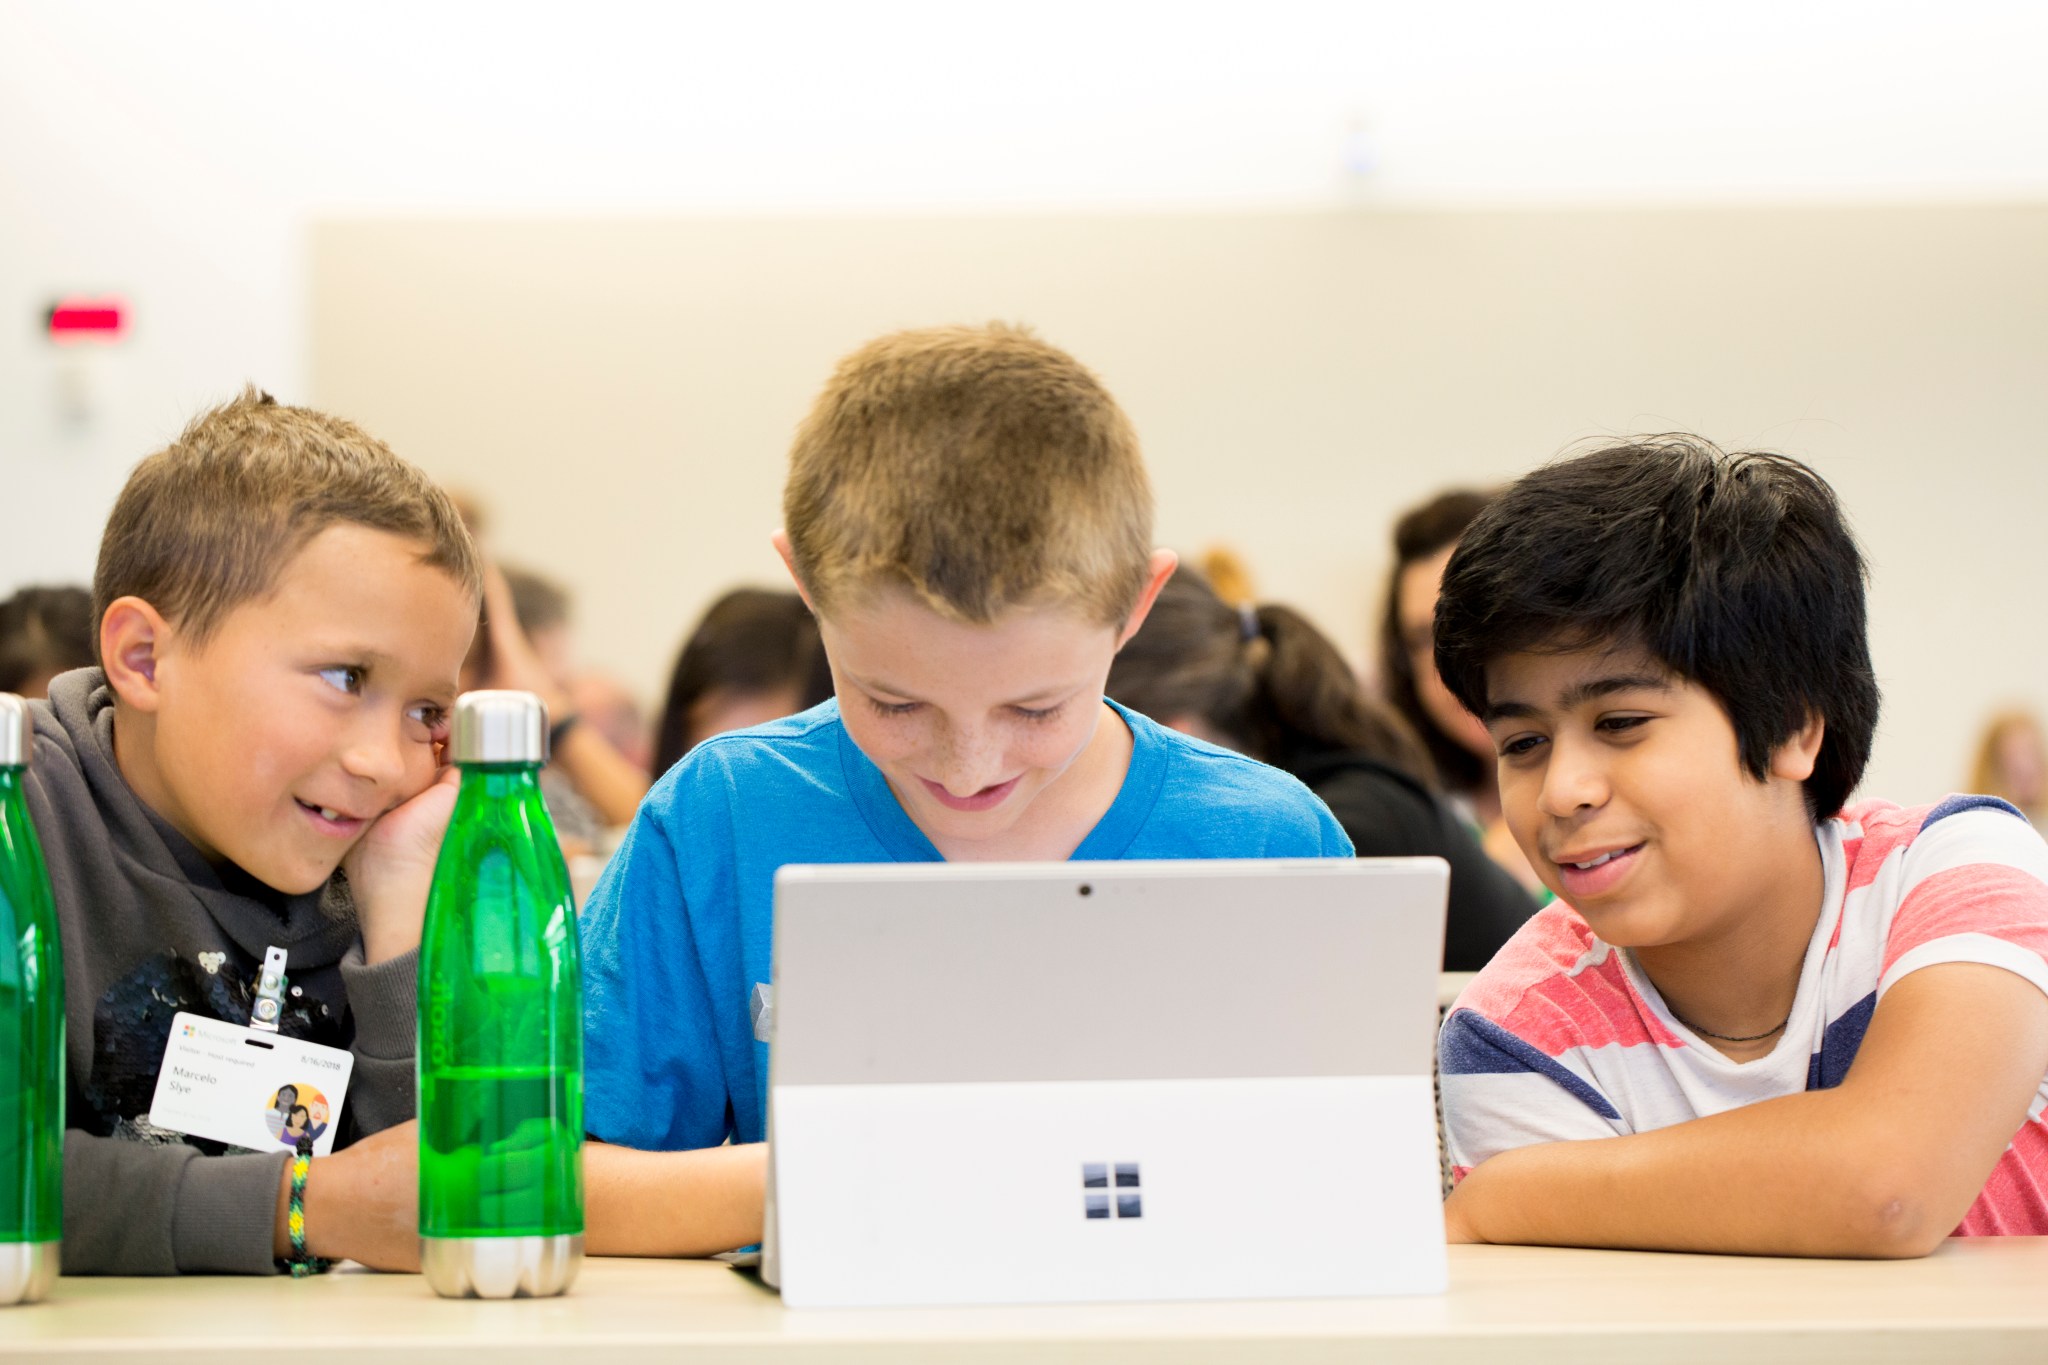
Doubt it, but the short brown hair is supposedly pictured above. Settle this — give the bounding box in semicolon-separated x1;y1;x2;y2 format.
783;324;1153;626
93;387;481;645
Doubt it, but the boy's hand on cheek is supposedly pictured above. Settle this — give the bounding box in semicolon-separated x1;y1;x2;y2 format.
282;1120;422;1271
346;766;461;965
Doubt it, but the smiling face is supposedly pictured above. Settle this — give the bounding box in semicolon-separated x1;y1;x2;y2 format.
817;585;1137;858
1482;643;1822;950
116;524;476;895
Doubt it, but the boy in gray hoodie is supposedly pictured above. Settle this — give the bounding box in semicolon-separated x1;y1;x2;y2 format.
25;387;480;1273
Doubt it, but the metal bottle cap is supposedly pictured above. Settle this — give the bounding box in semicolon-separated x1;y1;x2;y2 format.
0;694;30;769
450;690;548;766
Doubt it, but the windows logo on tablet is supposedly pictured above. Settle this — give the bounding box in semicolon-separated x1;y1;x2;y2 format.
1082;1162;1142;1220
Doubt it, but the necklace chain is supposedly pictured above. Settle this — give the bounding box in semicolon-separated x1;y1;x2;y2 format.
1668;1006;1789;1044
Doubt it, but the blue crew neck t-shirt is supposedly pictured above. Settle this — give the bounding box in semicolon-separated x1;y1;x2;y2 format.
580;697;1352;1149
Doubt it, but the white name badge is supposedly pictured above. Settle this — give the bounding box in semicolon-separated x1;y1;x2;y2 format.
149;1012;354;1157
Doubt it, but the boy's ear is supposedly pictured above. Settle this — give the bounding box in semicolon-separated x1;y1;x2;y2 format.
1769;710;1827;784
769;530;817;613
100;596;171;713
1114;549;1181;648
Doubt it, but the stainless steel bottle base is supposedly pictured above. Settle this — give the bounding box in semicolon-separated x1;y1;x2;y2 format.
422;1234;583;1299
0;1241;57;1306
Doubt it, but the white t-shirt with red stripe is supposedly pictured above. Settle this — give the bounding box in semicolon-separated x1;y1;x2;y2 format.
1439;796;2048;1235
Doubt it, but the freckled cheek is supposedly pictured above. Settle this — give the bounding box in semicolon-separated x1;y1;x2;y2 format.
1014;720;1094;775
840;714;925;768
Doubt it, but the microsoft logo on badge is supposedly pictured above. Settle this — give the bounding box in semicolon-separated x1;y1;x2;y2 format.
1081;1162;1142;1220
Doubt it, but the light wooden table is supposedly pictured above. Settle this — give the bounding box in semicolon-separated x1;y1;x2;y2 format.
3;1240;2046;1363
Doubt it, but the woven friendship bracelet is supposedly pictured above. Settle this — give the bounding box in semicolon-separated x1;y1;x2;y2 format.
280;1148;334;1278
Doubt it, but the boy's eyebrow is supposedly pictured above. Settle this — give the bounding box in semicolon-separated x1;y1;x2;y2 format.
315;644;400;668
1484;672;1673;722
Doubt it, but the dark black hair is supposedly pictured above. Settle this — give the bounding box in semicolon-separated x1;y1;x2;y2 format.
1110;570;1433;784
1377;489;1497;793
652;588;835;776
1433;436;1879;820
0;585;95;693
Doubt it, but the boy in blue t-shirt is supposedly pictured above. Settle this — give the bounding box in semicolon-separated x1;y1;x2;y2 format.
580;325;1350;1255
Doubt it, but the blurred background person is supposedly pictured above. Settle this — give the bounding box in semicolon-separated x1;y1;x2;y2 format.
505;564;577;695
653;587;834;778
446;491;655;772
0;584;95;698
1110;554;1538;970
443;494;655;863
1377;488;1541;893
1969;707;2048;826
497;564;605;856
505;565;652;763
572;672;654;774
501;559;656;788
464;559;653;831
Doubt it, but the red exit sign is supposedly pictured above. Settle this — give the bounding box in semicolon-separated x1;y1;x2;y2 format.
46;298;127;341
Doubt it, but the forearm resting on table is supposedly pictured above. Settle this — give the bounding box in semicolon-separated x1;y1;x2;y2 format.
1449;1092;1934;1258
584;1141;767;1257
1448;963;2048;1258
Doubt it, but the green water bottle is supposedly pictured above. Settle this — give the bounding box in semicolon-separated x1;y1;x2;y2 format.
418;691;583;1298
0;695;61;1305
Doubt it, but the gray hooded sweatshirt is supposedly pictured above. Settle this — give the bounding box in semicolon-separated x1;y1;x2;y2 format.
25;670;417;1274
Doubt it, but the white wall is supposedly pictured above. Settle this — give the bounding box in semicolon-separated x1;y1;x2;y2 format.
308;207;2048;809
5;0;2048;799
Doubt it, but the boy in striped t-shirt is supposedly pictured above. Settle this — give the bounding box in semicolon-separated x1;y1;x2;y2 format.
1432;437;2048;1256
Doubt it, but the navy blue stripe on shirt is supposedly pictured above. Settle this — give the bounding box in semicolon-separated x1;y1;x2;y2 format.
1440;1008;1622;1121
1805;991;1876;1091
1923;794;2025;830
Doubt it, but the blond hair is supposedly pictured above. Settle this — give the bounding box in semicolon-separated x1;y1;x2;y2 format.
783;324;1153;626
93;386;481;645
1198;545;1257;610
1969;708;2047;809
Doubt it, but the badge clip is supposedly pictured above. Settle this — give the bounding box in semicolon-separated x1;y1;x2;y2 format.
250;945;288;1033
